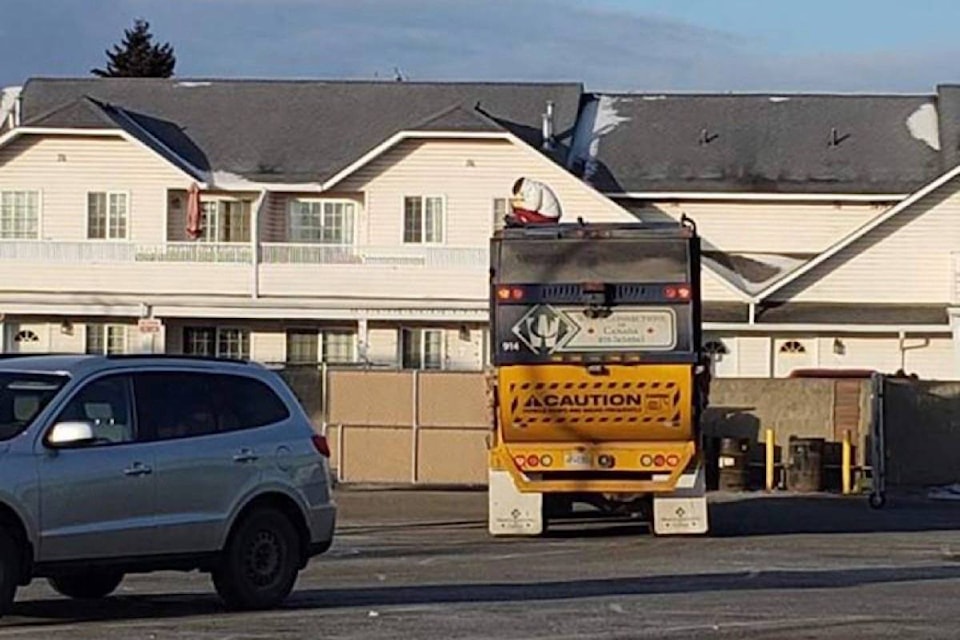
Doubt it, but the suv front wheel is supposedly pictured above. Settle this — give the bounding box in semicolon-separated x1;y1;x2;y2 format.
212;508;301;610
48;571;124;600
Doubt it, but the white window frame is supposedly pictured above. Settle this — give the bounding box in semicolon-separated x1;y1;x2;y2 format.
216;326;250;360
285;328;320;364
322;329;358;364
400;327;445;370
183;326;250;359
402;195;446;245
198;197;252;244
87;191;130;240
492;197;508;232
85;323;128;355
287;198;357;245
0;190;41;240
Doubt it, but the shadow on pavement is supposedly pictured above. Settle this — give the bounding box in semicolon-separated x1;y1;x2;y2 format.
7;563;960;628
709;495;960;537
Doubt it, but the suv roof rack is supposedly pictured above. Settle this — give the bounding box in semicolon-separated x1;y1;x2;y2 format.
0;353;94;359
104;354;253;365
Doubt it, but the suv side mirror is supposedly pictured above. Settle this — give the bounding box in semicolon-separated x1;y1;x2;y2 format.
47;421;96;448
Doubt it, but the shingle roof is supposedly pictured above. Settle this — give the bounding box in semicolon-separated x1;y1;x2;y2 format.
22;96;120;129
18;78;582;185
571;93;945;195
756;303;949;325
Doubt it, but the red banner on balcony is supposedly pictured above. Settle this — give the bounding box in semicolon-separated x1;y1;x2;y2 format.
186;182;202;239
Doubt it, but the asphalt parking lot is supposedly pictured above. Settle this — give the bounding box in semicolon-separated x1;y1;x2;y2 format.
4;489;960;639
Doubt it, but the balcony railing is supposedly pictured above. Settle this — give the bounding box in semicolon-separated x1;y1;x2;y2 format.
0;241;489;268
135;243;252;264
260;243;488;268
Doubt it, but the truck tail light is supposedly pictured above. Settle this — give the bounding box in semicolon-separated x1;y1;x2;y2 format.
496;286;524;301
665;285;691;300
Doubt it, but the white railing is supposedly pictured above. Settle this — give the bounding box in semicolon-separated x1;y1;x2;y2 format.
0;241;252;264
135;243;252;264
0;240;138;262
260;243;488;269
0;241;487;268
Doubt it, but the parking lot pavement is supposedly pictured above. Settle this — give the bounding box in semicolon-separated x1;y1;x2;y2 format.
5;489;960;639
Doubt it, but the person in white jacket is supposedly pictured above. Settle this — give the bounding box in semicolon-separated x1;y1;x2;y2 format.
506;177;562;226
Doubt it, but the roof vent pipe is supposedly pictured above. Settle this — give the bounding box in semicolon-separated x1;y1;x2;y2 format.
12;93;21;128
541;100;555;150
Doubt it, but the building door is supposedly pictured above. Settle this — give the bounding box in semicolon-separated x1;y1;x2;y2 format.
773;338;816;377
7;323;49;353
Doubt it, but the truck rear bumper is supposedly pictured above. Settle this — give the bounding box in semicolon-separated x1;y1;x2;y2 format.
490;440;699;494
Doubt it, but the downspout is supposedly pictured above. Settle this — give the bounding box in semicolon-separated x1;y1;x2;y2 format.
748;301;757;325
898;329;931;372
251;189;267;299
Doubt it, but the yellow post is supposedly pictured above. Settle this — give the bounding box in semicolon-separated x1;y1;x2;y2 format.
765;428;775;491
842;429;852;495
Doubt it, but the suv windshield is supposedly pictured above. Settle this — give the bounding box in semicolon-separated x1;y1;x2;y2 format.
0;372;68;441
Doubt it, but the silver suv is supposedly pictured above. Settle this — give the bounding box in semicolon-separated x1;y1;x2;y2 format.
0;354;336;615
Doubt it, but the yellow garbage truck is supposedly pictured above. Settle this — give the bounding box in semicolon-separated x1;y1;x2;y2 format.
486;218;711;536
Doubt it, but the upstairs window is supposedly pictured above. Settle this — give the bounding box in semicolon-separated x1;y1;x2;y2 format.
87;192;128;240
0;191;39;239
403;196;444;244
289;200;356;244
200;199;251;243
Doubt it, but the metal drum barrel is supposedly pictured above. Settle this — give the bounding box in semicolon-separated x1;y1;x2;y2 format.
717;437;750;491
787;437;825;492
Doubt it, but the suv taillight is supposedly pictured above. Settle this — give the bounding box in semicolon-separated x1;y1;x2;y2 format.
311;434;331;458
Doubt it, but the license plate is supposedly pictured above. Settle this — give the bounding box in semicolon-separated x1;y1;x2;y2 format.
564;452;591;468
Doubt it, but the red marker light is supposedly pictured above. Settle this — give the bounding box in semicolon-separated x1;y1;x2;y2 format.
511;287;524;300
514;455;527;468
526;454;540;467
666;454;680;467
677;286;691;300
664;286;677;299
654;454;666;467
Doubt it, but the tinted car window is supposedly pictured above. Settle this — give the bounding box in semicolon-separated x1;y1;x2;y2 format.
210;374;290;431
134;371;289;440
134;372;218;441
55;375;134;445
0;373;67;441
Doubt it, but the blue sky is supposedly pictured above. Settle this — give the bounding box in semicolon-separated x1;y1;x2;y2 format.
1;0;958;92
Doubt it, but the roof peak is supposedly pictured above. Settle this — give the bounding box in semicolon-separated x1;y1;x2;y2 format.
24;76;583;89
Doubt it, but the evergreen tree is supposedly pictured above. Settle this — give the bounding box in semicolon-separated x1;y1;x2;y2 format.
91;19;176;78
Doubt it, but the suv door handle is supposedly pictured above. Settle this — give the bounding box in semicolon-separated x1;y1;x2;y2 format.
123;462;152;477
233;448;259;463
